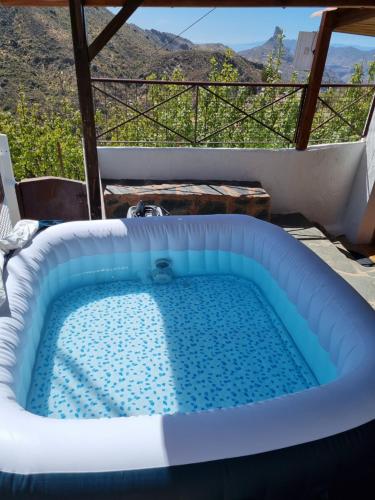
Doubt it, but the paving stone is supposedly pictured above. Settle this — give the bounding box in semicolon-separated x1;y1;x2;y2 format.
273;213;375;309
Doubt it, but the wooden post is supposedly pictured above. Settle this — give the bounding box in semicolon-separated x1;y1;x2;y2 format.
88;0;143;62
295;11;336;150
69;0;102;219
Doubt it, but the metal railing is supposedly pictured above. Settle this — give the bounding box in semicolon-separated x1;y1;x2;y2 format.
91;78;375;148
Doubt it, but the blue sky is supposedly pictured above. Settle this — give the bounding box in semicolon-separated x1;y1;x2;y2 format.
119;7;375;49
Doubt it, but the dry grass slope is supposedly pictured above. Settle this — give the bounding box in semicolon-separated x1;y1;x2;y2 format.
0;6;262;110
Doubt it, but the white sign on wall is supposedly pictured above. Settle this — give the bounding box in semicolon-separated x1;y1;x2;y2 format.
293;32;317;71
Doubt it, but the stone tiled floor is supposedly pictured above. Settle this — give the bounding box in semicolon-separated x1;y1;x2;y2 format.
273;213;375;309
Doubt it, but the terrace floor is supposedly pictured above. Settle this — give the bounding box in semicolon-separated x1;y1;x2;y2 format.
273;213;375;309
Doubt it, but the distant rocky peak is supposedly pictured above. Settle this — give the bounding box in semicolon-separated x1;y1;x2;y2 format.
273;26;284;38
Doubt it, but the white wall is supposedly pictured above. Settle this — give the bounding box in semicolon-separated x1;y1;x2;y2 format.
0;134;20;228
98;142;364;235
343;111;375;244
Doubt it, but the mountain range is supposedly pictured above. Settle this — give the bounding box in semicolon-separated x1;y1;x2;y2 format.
239;26;375;82
232;40;375;53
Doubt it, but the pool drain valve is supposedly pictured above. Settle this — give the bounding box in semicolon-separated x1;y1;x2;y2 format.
152;258;173;284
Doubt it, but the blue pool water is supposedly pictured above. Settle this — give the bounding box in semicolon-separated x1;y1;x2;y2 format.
27;274;318;419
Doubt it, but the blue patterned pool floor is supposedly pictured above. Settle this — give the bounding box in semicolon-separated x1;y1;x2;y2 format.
27;275;318;419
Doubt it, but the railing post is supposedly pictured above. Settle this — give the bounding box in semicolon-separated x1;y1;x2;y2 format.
294;86;307;145
69;0;102;220
295;11;336;150
194;85;199;146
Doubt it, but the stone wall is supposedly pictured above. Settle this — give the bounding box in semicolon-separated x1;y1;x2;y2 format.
103;181;270;220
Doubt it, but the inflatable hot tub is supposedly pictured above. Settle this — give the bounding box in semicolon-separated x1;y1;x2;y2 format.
1;215;375;499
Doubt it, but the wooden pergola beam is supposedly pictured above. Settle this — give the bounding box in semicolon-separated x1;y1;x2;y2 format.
69;0;102;219
295;10;337;150
142;1;374;5
1;0;375;6
333;7;375;29
88;0;143;62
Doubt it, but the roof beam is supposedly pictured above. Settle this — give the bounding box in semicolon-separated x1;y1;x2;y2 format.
1;0;375;7
295;10;337;150
333;7;375;30
139;0;375;5
88;0;143;62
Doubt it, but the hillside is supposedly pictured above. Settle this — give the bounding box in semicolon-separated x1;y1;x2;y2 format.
146;50;262;81
323;45;375;82
0;7;262;110
144;29;229;54
284;38;375;82
240;26;375;82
